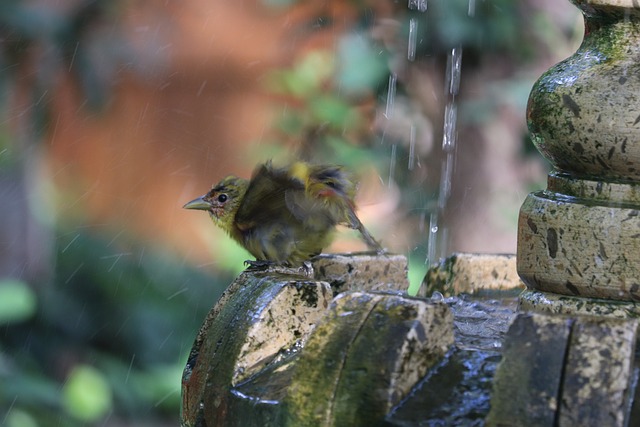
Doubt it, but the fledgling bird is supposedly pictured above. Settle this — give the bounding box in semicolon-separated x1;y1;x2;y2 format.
183;161;383;266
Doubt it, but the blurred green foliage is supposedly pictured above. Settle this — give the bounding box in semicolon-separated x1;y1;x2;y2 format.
0;1;228;424
62;365;113;422
261;48;388;172
0;280;37;323
407;0;523;55
1;229;228;425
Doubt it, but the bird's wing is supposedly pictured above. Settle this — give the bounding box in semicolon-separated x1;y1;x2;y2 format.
234;163;304;230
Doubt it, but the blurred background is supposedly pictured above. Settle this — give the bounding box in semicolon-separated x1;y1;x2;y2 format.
1;0;581;425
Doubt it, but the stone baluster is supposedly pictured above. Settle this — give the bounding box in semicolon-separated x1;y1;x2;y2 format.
518;0;640;315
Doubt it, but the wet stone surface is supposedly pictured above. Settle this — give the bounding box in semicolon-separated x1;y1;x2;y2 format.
182;254;524;427
445;294;519;353
387;294;518;426
223;292;520;427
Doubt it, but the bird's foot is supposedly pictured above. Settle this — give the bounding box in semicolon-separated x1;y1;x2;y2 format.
243;259;278;270
298;261;314;278
376;246;389;256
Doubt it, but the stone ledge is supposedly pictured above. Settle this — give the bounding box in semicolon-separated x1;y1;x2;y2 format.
423;252;524;297
312;252;409;295
519;288;640;318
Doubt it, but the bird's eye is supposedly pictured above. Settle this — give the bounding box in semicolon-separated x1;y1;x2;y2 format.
217;194;228;203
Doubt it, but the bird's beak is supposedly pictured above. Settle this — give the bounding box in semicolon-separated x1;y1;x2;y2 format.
183;196;211;211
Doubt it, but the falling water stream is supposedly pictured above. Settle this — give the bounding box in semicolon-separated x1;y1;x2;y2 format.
386;2;520;425
394;0;466;296
429;46;462;267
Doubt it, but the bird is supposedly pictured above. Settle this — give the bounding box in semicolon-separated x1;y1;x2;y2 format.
183;161;383;267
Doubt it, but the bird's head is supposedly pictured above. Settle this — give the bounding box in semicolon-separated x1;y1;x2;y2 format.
183;175;248;230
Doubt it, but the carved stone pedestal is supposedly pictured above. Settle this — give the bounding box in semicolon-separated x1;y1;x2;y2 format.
517;0;640;314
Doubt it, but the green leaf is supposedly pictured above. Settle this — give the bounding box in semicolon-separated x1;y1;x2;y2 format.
5;409;39;427
309;96;356;130
407;259;427;297
62;365;113;422
0;279;37;324
265;51;334;98
336;33;388;96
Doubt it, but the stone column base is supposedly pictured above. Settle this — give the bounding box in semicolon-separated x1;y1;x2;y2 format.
517;179;640;302
519;288;640;319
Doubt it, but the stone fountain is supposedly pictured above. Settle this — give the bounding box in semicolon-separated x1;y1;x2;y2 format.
180;1;640;425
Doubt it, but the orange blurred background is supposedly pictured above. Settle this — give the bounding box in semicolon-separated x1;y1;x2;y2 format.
9;0;581;273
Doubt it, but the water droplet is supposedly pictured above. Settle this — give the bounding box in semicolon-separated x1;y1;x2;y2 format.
442;103;458;150
445;47;463;96
439;226;449;260
438;152;455;210
426;211;439;265
408;0;428;12
385;73;397;119
389;143;397;187
407;18;418;61
468;0;476;17
408;124;416;170
197;80;208;97
431;291;444;302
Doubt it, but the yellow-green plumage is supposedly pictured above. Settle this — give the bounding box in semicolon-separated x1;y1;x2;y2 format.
184;161;382;266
